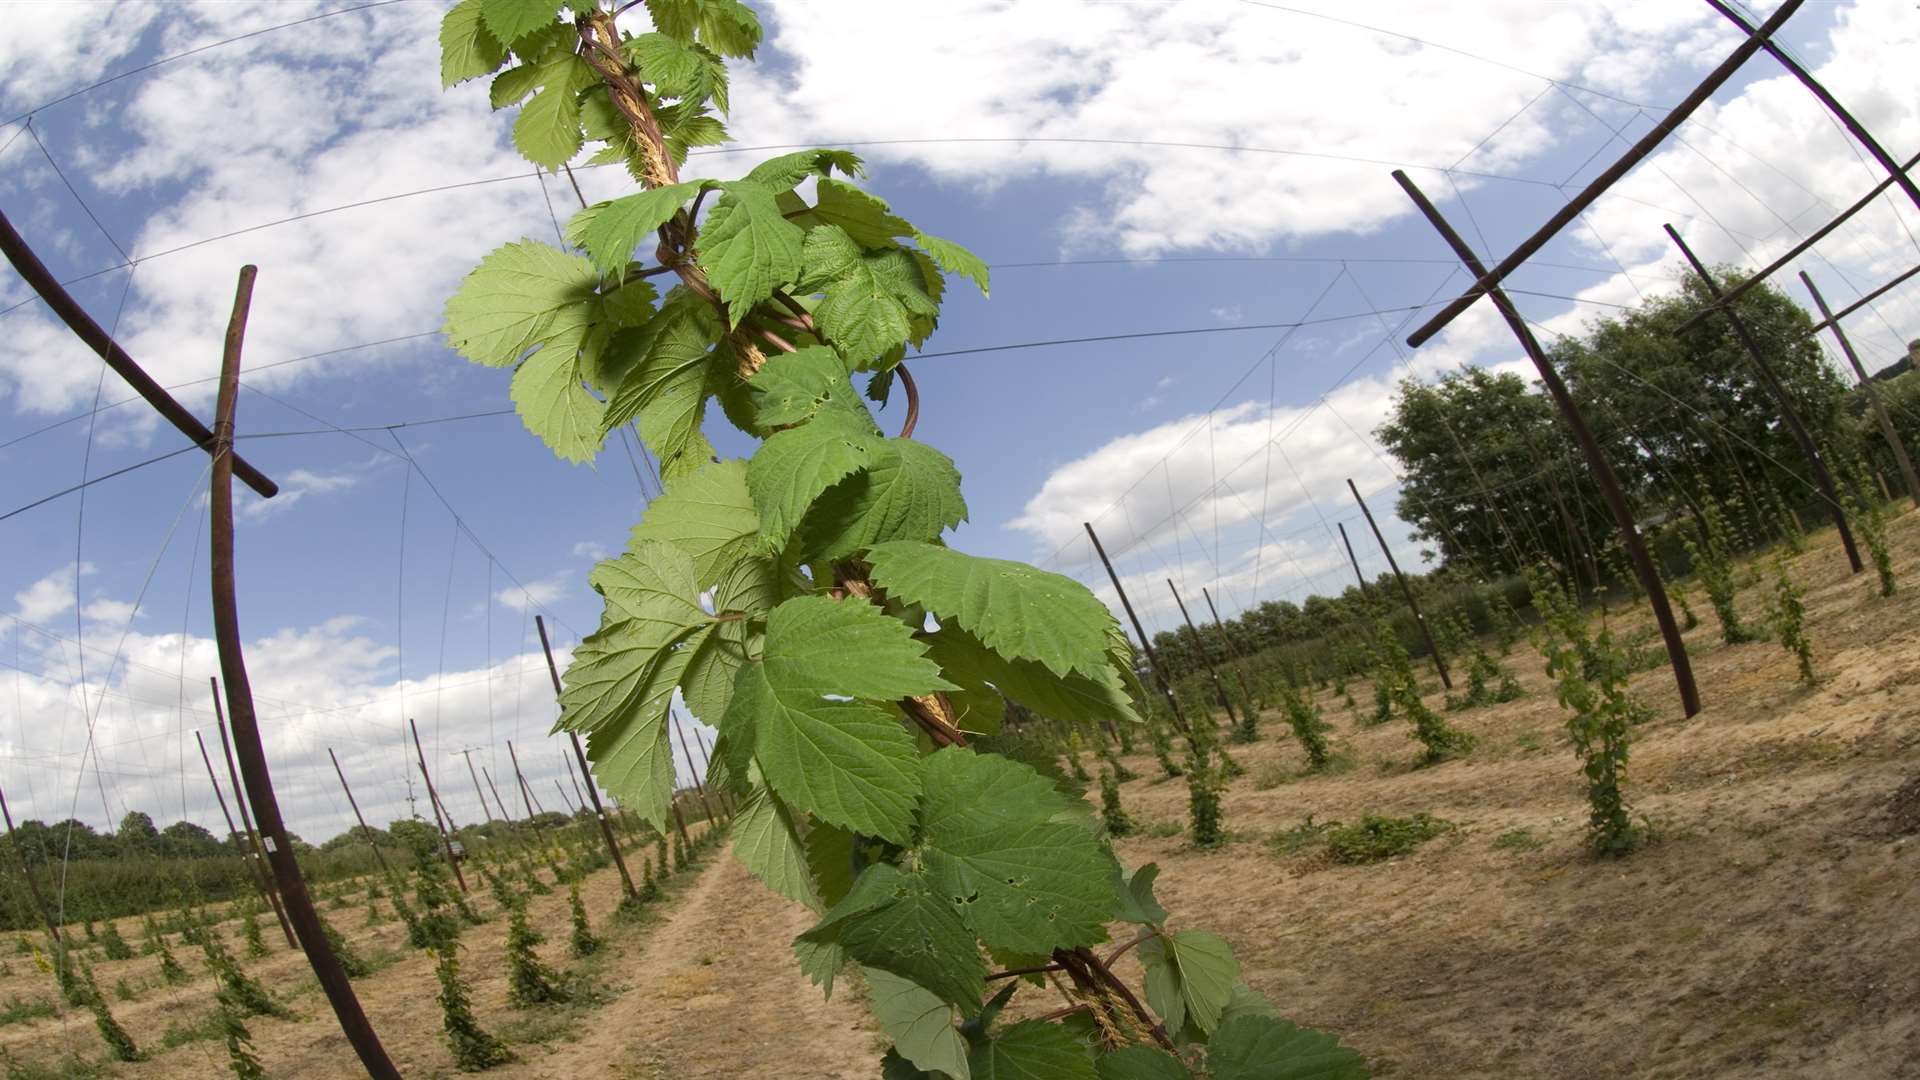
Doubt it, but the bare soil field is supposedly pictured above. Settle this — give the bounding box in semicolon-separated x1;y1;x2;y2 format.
1;512;1914;1078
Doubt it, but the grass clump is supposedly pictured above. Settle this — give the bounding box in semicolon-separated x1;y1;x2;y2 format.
1325;813;1452;864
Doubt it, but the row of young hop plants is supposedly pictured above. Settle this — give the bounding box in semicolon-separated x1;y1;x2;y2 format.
4;801;721;1077
1089;465;1901;861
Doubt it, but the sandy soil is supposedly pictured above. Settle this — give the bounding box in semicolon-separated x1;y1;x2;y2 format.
2;511;1917;1078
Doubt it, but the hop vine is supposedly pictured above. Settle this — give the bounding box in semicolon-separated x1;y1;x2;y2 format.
437;2;1368;1073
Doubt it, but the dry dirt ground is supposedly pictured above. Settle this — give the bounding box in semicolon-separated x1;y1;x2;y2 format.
2;512;1917;1078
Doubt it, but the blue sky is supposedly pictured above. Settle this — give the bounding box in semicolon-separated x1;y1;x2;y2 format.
1;0;1915;849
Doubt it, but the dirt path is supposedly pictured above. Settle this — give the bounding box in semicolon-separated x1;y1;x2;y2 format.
523;844;879;1080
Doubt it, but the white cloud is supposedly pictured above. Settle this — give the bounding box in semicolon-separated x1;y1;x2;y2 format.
240;467;360;520
496;574;566;613
570;540;611;562
725;0;1725;254
12;561;92;624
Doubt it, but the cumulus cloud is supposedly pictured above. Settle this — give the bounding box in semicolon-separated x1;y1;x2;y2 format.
496;574;567;614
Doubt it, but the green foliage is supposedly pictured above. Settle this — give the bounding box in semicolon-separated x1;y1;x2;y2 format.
219;1001;266;1080
1845;463;1897;597
96;922;130;962
504;903;569;1007
567;883;599;958
436;946;511;1071
1186;742;1225;849
199;925;287;1020
1372;621;1472;762
239;903;266;958
1098;770;1135;839
1531;570;1643;856
1324;814;1452;865
1768;556;1817;687
1277;680;1330;772
155;935;189;986
0;995;54;1026
74;961;136;1062
439;5;1363;1073
1683;497;1753;644
319;910;369;979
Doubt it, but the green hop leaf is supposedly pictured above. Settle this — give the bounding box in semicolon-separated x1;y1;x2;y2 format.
800;864;984;1010
747;409;885;551
571;621;702;831
1205;1014;1370;1080
812;178;913;247
443;240;599;369
917;747;1117;955
864;967;971;1080
1139;931;1239;1036
866;542;1115;680
627;458;760;587
478;0;563;46
730;595;953;842
968;1021;1097;1080
915;231;990;297
567;181;706;278
696;180;804;325
731;786;819;910
746;345;861;429
798;439;968;563
440;0;508;88
744;149;867;191
508;339;604;463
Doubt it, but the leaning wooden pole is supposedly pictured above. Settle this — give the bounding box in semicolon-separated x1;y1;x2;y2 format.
534;615;637;899
1801;271;1920;508
0;783;64;948
1704;0;1920;216
502;742;558;859
668;713;719;826
1200;585;1261;702
1084;522;1191;733
204;265;401;1080
195;723;295;949
1395;170;1700;716
1336;522;1376;602
408;718;469;894
0;211;278;498
210;686;296;949
1807;263;1920;334
554;779;578;816
1165;579;1239;729
457;749;495;823
692;728;734;815
1406;0;1803;346
1347;479;1452;689
1665;224;1863;573
326;748;392;876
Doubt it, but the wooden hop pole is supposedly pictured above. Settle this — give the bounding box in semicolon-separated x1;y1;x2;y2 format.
1084;522;1191;733
204;265;400;1079
1346;479;1451;689
1165;579;1239;729
327;748;392;876
535;615;637;899
1665;224;1862;574
408;718;469;894
0;783;63;948
1394;170;1699;716
195;722;295;949
1801;271;1920;508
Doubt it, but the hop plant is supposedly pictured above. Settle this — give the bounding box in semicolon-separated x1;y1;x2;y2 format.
156;935;191;986
1531;568;1644;855
435;946;509;1072
1097;769;1135;839
1278;679;1331;772
1845;463;1897;598
98;921;133;962
240;903;267;958
75;960;137;1062
1768;555;1816;687
199;922;287;1019
432;1;1369;1072
568;883;600;958
318;911;369;979
504;903;569;1007
1186;744;1225;849
1683;496;1752;644
219;1002;266;1080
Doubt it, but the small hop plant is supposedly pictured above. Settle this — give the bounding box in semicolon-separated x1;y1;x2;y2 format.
98;921;133;962
1279;679;1331;772
319;911;369;979
568;883;600;958
504;903;569;1007
1768;555;1816;687
1845;462;1897;598
240;903;267;958
435;946;510;1072
220;1003;266;1080
1683;496;1752;644
1097;769;1135;839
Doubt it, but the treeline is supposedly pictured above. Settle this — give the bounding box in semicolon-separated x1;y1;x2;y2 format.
1148;269;1913;684
0;805;653;929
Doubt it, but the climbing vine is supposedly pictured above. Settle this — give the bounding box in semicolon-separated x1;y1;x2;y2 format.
438;1;1367;1073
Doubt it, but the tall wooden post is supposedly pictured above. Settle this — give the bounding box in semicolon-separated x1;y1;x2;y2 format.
211;684;295;948
1394;171;1699;716
0;783;63;948
327;748;392;876
554;779;577;815
1336;522;1374;601
205;265;401;1080
692;728;734;815
1347;479;1452;689
455;749;495;822
669;713;719;825
562;749;588;811
1704;0;1920;216
534;615;637;899
1165;579;1238;729
503;742;558;860
408;717;468;894
1801;271;1920;509
1200;586;1261;702
195;724;295;948
1665;224;1862;573
1083;522;1191;733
